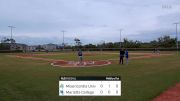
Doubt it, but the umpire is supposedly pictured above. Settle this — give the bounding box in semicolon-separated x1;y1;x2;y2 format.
119;49;125;64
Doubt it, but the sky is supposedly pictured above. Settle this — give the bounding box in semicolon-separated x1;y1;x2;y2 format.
0;0;180;45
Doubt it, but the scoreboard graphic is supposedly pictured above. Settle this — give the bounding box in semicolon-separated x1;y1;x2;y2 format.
59;76;121;96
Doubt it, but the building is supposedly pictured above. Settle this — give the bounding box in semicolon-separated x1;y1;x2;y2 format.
42;44;57;51
28;45;38;51
10;43;28;52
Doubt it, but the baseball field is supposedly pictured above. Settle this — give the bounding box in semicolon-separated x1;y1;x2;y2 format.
0;51;180;101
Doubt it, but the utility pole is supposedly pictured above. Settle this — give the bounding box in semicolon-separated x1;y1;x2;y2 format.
174;22;180;52
61;30;66;49
8;26;16;40
119;29;123;48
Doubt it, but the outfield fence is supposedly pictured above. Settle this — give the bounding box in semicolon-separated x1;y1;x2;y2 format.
0;50;23;53
72;48;180;51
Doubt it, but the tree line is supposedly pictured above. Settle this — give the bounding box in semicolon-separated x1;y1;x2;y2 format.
75;35;177;49
0;35;178;50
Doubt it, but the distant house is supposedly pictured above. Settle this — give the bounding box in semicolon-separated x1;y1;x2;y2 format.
28;45;38;51
10;43;28;52
42;44;57;51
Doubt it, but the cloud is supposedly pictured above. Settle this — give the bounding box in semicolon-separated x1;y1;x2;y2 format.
0;0;180;45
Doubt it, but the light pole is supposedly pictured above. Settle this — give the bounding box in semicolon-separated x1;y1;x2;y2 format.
174;22;180;51
119;29;123;48
8;26;16;40
61;30;66;49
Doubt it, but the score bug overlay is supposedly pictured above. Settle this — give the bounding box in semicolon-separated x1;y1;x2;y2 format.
59;76;121;96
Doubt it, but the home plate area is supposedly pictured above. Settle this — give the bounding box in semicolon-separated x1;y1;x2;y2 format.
51;60;111;67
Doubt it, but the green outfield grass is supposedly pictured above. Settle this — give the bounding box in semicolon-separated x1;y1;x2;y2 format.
15;52;141;61
0;52;180;101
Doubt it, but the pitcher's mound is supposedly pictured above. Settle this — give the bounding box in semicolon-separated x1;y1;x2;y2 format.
51;60;111;67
